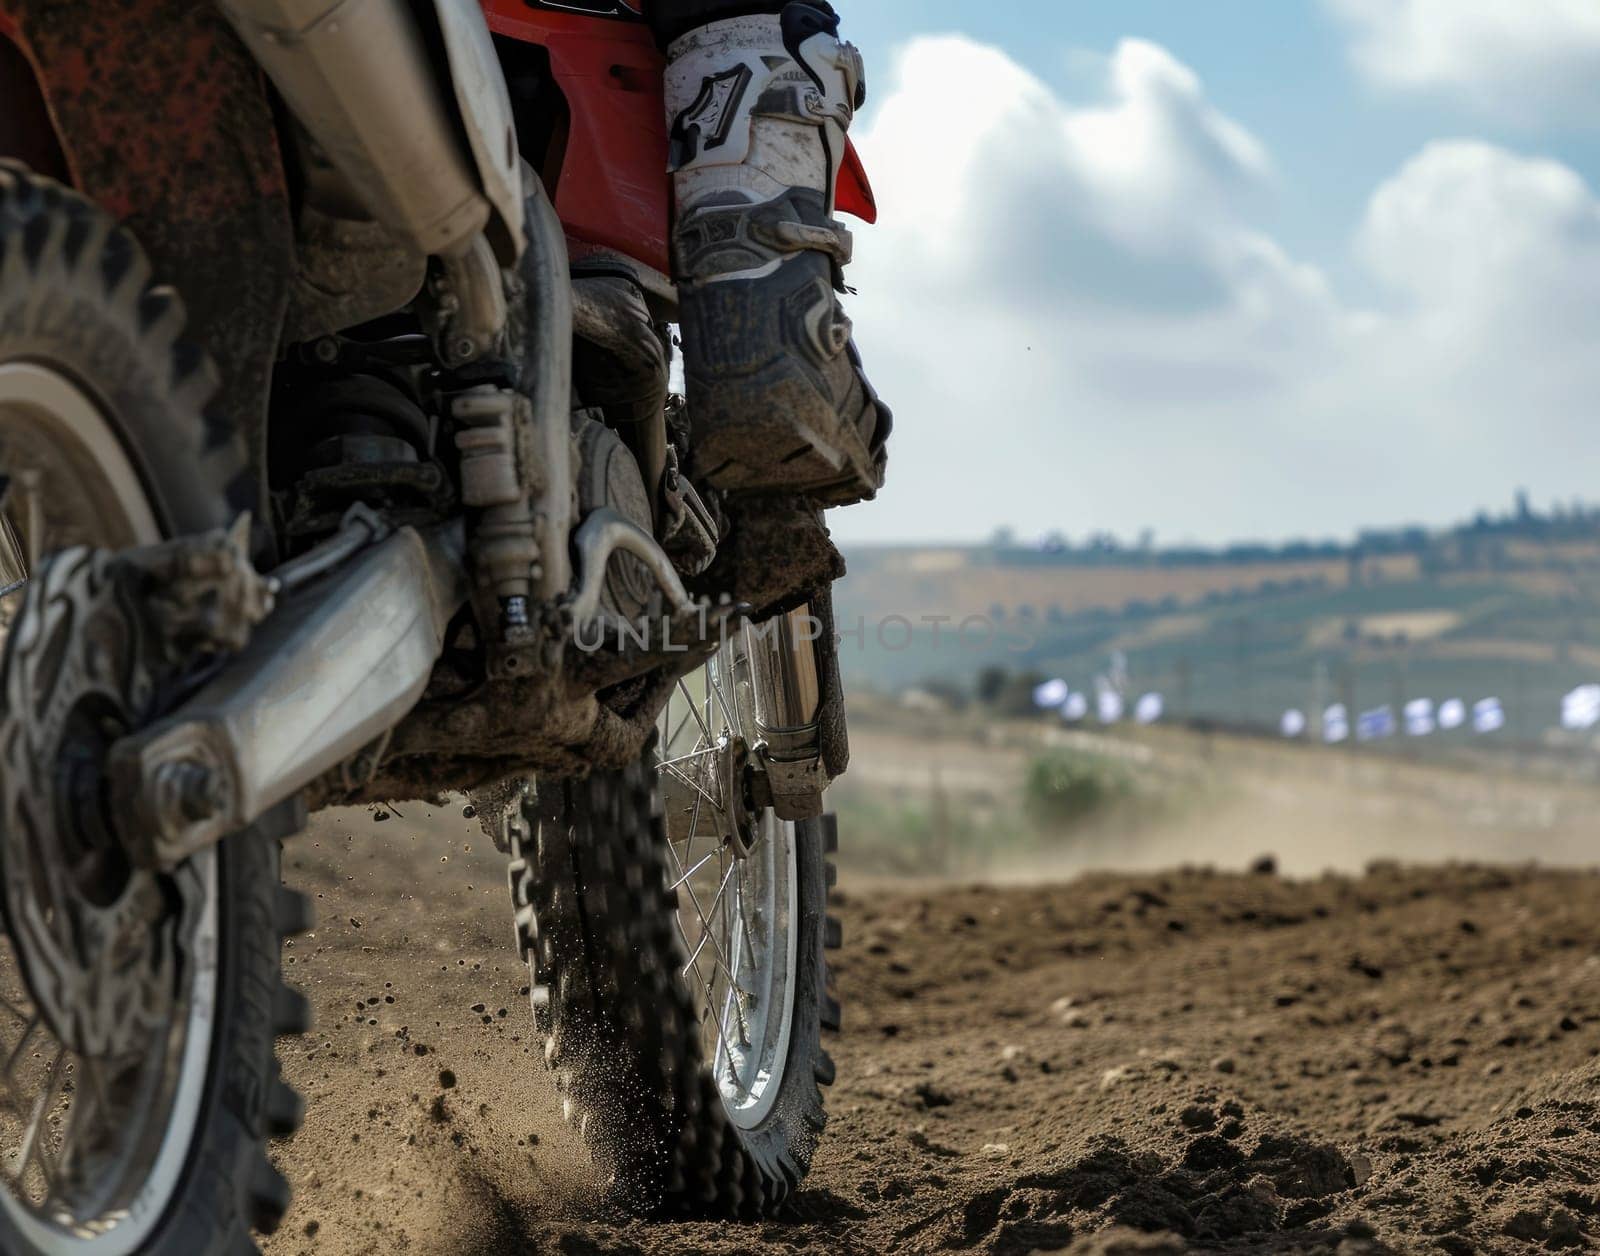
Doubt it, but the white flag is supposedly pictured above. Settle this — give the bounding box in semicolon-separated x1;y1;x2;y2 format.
1134;693;1164;725
1032;678;1070;711
1437;699;1466;731
1281;709;1307;738
1097;689;1124;724
1561;685;1600;731
1473;698;1505;734
1404;698;1435;737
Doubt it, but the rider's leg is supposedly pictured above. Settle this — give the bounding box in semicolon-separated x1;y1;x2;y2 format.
650;0;890;506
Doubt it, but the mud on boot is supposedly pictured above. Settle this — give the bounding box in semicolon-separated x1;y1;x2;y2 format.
666;1;891;507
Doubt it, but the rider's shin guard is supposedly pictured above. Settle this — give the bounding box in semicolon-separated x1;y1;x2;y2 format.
665;1;890;506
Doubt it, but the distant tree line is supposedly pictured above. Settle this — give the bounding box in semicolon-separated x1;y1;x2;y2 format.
982;491;1600;573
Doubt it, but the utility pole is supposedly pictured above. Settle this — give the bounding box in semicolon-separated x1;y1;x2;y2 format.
1310;658;1327;745
1340;656;1356;744
1391;649;1407;754
1234;617;1253;729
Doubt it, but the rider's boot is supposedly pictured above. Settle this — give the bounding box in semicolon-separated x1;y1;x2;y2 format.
664;0;890;507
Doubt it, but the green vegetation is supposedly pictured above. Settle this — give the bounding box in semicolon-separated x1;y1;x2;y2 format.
829;744;1183;877
1024;749;1131;829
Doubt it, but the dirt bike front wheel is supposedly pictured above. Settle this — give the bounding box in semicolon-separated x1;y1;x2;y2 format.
507;627;843;1217
0;164;309;1255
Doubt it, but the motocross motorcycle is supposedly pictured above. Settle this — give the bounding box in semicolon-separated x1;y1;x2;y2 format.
0;0;878;1248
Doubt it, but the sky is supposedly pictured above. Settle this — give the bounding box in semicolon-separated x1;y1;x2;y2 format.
828;1;1600;548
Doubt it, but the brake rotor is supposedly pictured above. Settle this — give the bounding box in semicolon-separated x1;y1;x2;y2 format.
0;547;195;1060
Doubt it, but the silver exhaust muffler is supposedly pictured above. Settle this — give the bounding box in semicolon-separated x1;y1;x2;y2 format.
218;0;518;262
111;521;469;869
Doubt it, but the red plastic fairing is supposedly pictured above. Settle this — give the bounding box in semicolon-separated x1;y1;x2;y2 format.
836;138;877;224
481;2;879;271
483;1;673;274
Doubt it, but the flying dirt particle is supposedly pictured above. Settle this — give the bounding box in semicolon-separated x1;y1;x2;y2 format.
471;1003;486;1014
439;1069;457;1089
462;804;477;819
304;1221;320;1238
1250;854;1278;876
1211;1056;1237;1074
374;811;391;823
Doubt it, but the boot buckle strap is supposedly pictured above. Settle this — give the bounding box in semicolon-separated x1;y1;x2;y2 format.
754;219;854;265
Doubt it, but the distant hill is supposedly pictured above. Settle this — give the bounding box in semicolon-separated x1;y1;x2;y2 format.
832;495;1600;741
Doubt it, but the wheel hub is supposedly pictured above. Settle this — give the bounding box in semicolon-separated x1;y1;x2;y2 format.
0;550;190;1060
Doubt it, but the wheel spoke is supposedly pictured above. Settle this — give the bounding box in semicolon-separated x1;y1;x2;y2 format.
708;665;739;735
667;846;720;892
677;679;715;745
660;758;725;818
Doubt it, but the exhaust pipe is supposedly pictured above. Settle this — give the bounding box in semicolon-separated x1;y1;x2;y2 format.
218;0;490;259
111;521;469;869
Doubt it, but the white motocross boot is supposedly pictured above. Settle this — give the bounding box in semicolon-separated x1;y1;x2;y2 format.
665;0;890;506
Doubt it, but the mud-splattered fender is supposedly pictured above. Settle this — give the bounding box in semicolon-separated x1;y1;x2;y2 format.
0;1;292;542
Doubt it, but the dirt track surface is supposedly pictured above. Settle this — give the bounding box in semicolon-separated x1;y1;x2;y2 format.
262;810;1600;1255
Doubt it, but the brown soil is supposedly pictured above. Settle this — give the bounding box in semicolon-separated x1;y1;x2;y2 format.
262;805;1600;1255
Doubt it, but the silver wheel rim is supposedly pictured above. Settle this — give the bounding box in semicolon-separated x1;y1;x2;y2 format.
657;628;799;1130
0;363;218;1253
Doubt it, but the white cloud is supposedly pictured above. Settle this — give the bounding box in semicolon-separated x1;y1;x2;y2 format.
837;36;1600;547
1353;140;1600;443
1325;0;1600;125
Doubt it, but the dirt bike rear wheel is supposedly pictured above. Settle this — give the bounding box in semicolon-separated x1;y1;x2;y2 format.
507;631;842;1217
0;164;309;1255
